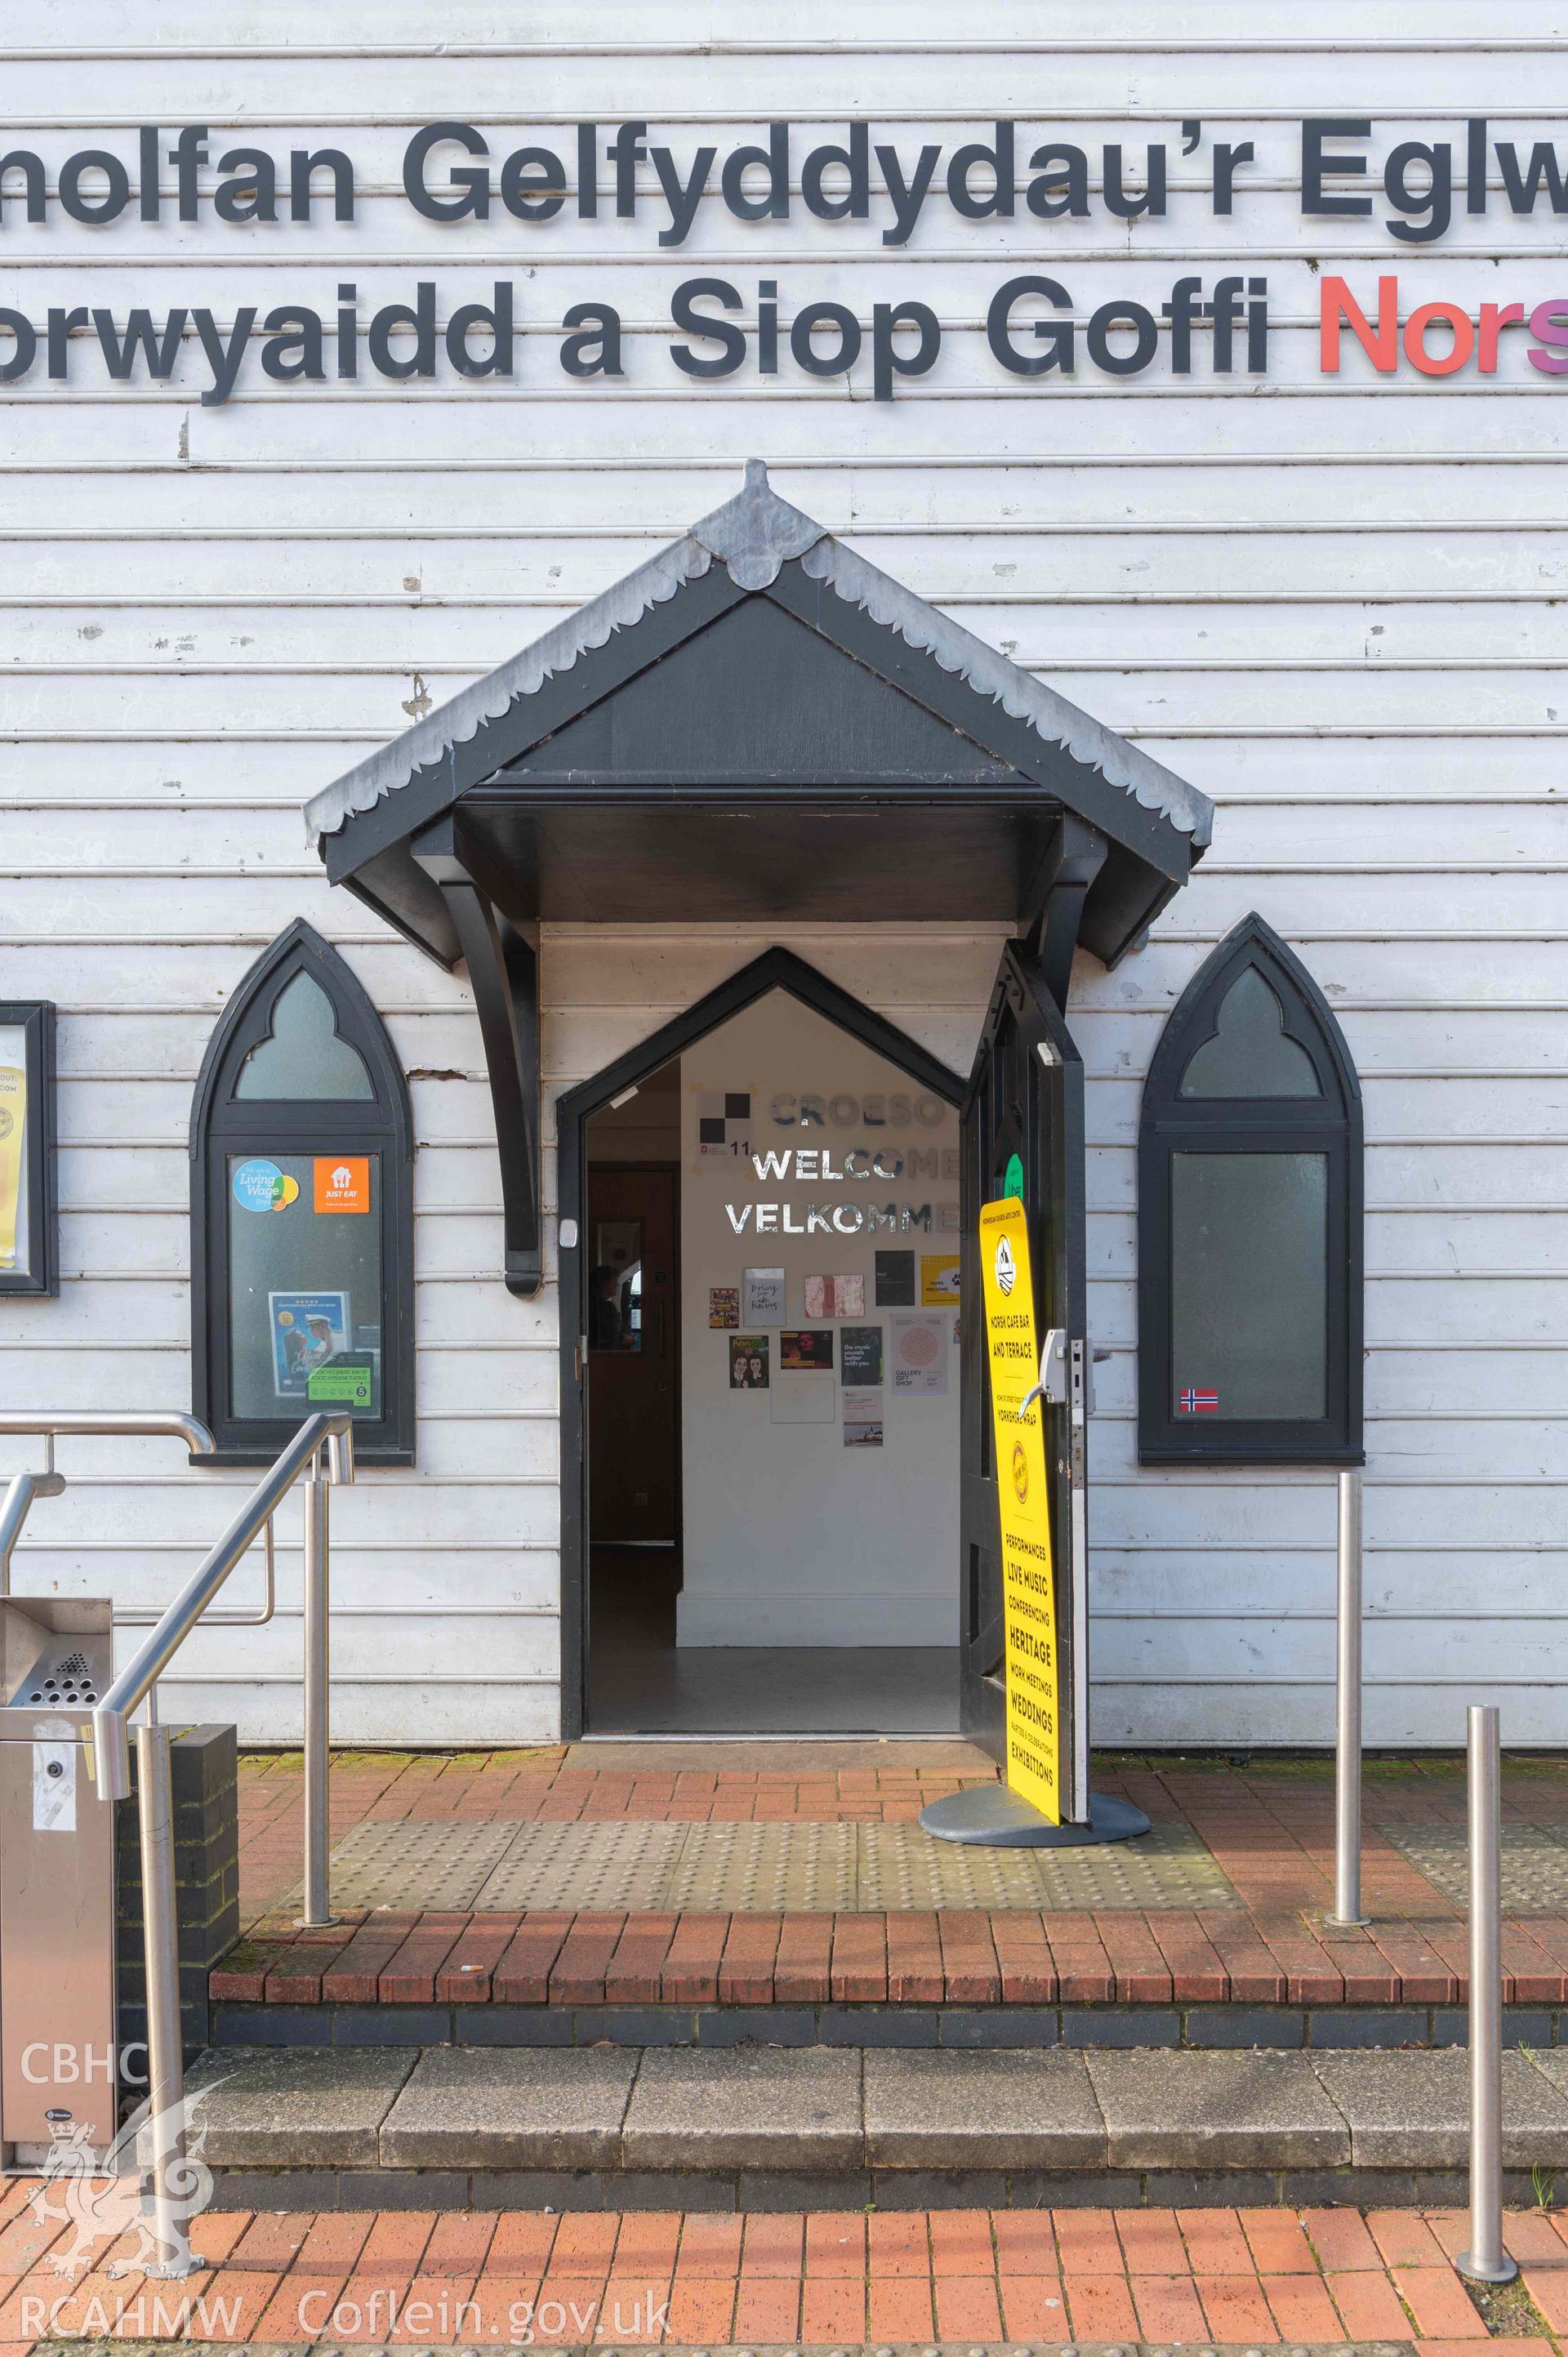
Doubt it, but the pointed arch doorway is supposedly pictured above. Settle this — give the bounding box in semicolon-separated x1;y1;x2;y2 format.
559;949;969;1737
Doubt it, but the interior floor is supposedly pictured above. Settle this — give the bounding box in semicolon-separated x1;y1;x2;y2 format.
586;1546;960;1735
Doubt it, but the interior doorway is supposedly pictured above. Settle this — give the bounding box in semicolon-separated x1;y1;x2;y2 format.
587;1161;680;1545
584;1067;684;1727
572;958;964;1738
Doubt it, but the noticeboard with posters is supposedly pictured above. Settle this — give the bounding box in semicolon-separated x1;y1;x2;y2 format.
0;1003;56;1299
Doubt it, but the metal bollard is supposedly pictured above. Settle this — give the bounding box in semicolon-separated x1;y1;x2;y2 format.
1326;1468;1370;1927
1457;1704;1518;2285
298;1465;335;1929
136;1722;202;2279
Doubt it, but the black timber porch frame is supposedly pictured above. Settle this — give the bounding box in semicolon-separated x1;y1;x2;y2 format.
398;796;1105;1307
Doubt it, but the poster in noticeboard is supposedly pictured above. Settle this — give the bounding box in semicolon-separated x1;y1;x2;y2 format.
889;1310;948;1393
920;1253;961;1305
270;1290;350;1398
839;1326;884;1384
0;1043;25;1277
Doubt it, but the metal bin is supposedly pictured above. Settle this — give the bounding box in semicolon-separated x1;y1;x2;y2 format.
0;1597;116;2156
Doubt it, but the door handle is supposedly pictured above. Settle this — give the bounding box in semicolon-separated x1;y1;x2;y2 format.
1019;1328;1069;1414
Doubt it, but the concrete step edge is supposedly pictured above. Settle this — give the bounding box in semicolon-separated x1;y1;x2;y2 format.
172;2038;1568;2178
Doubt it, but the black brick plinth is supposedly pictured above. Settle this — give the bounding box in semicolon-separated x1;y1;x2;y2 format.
115;1723;239;2072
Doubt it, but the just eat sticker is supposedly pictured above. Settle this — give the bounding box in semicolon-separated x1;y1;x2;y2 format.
314;1156;370;1214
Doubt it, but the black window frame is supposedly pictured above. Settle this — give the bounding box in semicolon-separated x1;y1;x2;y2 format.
190;920;415;1464
0;1000;57;1299
1138;912;1363;1467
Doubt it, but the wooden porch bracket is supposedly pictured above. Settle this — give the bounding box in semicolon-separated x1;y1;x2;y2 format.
1019;816;1111;1014
411;820;542;1298
442;884;542;1299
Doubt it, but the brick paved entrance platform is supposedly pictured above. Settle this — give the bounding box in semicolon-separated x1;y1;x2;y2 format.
216;1744;1568;2032
5;2186;1568;2349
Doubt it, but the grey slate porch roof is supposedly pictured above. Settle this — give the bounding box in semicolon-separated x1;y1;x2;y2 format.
305;461;1213;969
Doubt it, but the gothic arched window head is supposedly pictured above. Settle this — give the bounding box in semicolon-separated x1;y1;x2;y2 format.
189;920;414;1464
1138;913;1363;1466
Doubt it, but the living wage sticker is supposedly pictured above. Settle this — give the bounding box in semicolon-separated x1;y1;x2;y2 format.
232;1157;298;1213
978;1194;1062;1825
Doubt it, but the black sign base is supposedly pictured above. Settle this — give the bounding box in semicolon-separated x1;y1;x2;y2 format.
919;1783;1151;1848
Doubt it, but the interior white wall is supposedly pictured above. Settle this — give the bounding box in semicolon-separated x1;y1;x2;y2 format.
676;990;960;1647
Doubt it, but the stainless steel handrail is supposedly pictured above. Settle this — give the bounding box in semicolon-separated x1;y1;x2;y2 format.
0;1470;58;1595
0;1410;278;1628
0;1410;215;1450
1327;1467;1370;1928
1457;1704;1518;2285
84;1408;355;2278
91;1410;354;1798
114;1514;278;1633
0;1406;356;2275
0;1411;216;1594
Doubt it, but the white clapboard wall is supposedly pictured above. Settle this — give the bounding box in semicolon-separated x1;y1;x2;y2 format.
0;0;1563;1744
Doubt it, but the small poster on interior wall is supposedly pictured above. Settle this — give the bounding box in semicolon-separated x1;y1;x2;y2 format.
772;1370;836;1426
920;1253;961;1305
842;1388;884;1448
779;1329;835;1372
729;1334;769;1389
708;1285;739;1329
874;1249;915;1307
839;1326;884;1384
890;1309;949;1394
742;1265;786;1324
804;1272;866;1319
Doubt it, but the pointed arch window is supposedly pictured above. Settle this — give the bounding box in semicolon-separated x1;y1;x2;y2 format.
191;921;414;1463
1138;915;1363;1465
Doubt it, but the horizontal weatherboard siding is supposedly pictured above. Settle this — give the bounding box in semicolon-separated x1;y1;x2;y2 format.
0;0;1560;1741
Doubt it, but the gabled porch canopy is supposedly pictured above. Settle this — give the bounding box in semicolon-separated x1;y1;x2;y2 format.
305;461;1214;1296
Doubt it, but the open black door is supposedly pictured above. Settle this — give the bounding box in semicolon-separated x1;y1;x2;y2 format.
960;941;1090;1821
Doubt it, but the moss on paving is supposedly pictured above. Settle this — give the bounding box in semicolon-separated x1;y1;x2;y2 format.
1466;2267;1554;2336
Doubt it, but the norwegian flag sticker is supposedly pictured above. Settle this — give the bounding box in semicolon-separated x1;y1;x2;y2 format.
1180;1388;1219;1414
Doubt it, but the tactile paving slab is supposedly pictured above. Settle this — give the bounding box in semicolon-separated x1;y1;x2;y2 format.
858;1818;1237;1911
660;1818;860;1912
1373;1817;1568;1914
474;1820;690;1912
306;1819;519;1910
310;1815;1239;1912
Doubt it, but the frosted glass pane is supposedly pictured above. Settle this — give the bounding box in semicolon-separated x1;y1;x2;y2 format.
1170;1152;1327;1419
234;971;373;1100
229;1152;382;1419
1179;967;1320;1098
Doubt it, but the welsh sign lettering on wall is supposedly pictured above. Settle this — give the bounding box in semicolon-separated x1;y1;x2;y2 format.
5;119;1566;402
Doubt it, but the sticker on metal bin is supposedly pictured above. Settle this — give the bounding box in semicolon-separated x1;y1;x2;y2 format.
33;1740;76;1833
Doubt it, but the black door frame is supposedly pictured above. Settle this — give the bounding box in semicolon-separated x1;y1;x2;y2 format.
959;940;1089;1810
555;945;964;1740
